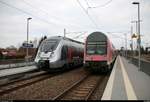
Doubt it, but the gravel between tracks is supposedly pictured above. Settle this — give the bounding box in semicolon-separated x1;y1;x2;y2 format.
61;75;100;100
0;67;88;100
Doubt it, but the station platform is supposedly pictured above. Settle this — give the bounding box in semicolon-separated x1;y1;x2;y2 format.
102;56;150;100
0;66;37;78
0;62;35;70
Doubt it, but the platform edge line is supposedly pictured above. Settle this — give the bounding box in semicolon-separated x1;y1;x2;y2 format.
101;56;118;100
119;56;137;100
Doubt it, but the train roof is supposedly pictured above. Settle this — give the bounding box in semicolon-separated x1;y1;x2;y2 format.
46;36;84;45
87;32;108;42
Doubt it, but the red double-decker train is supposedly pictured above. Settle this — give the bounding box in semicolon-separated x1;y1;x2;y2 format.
84;32;116;72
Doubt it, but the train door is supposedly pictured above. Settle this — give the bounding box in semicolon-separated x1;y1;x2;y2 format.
61;46;68;61
61;45;69;68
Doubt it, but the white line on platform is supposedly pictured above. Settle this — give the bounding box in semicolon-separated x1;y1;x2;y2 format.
119;56;137;100
101;57;118;100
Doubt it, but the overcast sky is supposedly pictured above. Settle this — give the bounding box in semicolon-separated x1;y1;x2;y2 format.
0;0;150;49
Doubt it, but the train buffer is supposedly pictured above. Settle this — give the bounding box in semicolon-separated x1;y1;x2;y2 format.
102;55;150;100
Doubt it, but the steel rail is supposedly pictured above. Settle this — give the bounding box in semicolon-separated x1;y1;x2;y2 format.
52;74;105;100
52;74;90;100
0;73;56;96
85;76;105;100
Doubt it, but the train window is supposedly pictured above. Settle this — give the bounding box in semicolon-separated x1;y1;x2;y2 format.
40;39;60;52
87;45;95;54
96;45;106;55
86;41;107;55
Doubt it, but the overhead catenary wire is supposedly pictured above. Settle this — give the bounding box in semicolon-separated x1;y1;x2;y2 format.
65;31;87;34
65;31;87;39
0;0;97;29
82;0;113;30
85;0;90;7
84;0;129;43
88;0;113;9
21;0;90;29
76;0;99;29
0;0;58;26
107;33;131;49
73;32;87;39
107;32;125;39
1;1;132;44
107;32;132;44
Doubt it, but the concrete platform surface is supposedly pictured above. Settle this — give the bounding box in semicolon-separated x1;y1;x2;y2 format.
0;62;35;70
102;56;150;100
0;66;37;78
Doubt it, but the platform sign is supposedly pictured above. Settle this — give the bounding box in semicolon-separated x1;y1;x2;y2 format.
132;34;137;38
22;43;33;48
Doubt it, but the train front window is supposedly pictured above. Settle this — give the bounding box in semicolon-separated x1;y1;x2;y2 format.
87;45;96;54
40;40;59;52
86;42;107;55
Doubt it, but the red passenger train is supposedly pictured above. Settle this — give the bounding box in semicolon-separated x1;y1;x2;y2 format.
84;32;116;72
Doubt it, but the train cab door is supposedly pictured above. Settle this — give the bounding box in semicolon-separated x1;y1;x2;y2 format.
61;46;68;61
61;45;69;68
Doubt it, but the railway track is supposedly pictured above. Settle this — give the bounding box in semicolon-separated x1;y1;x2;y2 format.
0;71;56;96
52;74;107;100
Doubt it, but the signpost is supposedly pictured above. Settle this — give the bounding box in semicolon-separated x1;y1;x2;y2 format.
22;43;33;48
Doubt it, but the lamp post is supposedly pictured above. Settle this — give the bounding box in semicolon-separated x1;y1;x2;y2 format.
131;20;138;35
26;17;32;62
124;33;127;57
130;26;134;57
132;2;141;70
64;28;66;38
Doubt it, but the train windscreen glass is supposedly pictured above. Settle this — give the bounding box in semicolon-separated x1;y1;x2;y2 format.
40;39;59;52
87;41;107;55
